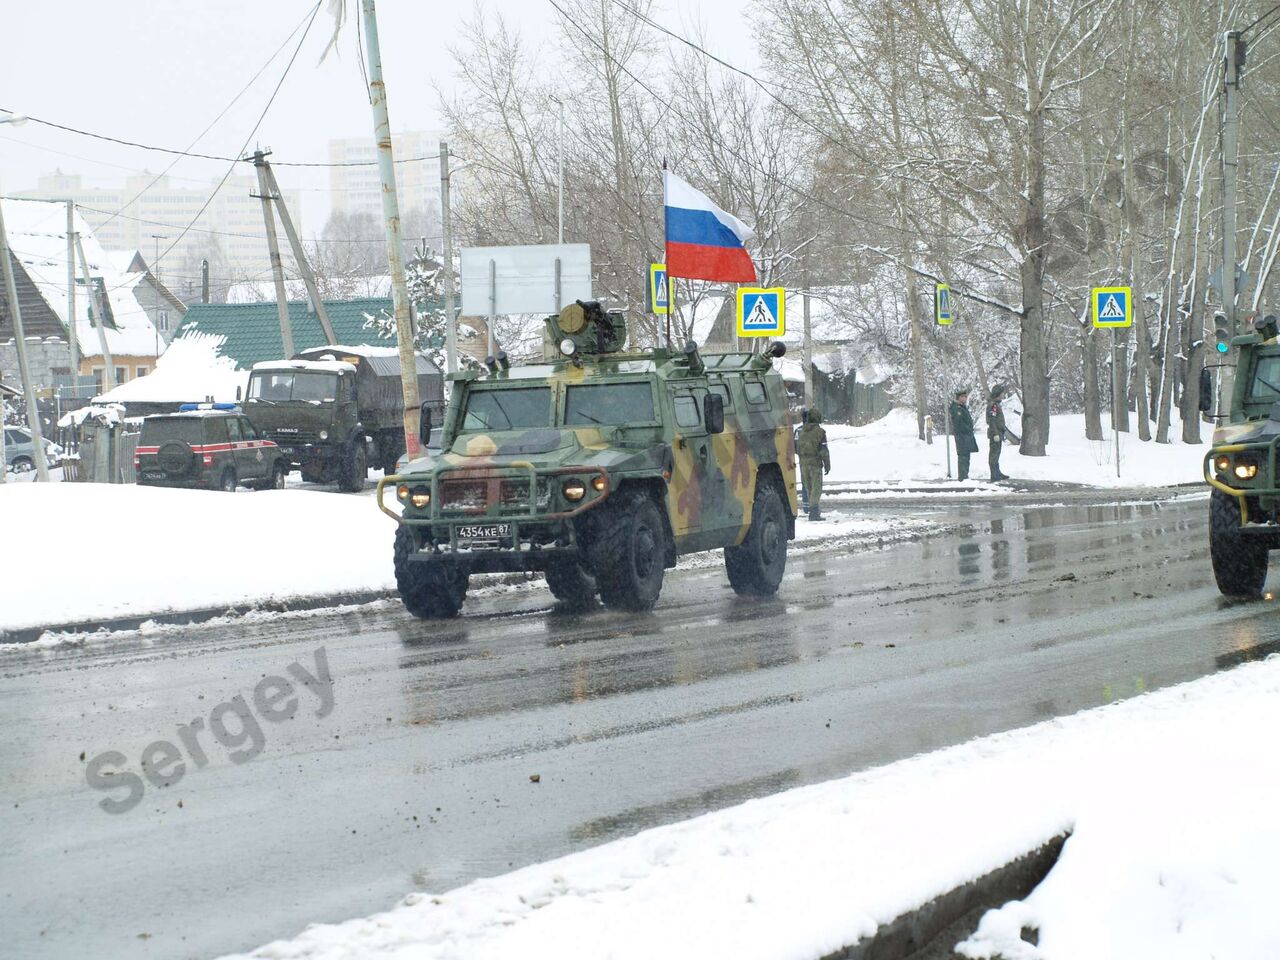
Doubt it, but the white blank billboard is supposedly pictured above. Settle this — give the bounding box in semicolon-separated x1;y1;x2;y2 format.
459;243;592;316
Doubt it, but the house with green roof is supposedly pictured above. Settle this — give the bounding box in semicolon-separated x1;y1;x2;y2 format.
171;298;398;369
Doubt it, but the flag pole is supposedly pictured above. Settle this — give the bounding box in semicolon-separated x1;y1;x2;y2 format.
662;161;672;348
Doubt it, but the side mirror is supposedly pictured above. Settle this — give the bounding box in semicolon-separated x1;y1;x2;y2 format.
418;402;432;448
1198;368;1212;413
704;393;725;434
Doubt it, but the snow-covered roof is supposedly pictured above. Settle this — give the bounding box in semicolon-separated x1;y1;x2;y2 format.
301;343;401;359
3;198;161;359
250;359;357;374
93;332;245;404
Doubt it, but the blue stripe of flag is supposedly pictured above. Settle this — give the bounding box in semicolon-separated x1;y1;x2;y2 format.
665;206;743;249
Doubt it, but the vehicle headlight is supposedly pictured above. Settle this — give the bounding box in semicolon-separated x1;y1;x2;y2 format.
562;479;586;501
319;429;329;441
591;476;606;492
1214;456;1231;475
410;487;431;508
1234;463;1258;480
559;338;577;357
397;484;410;501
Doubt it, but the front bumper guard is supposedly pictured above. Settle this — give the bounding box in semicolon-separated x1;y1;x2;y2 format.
1204;437;1280;525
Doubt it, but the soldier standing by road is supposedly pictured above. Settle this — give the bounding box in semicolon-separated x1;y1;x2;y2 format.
796;407;831;521
949;388;978;481
985;384;1020;482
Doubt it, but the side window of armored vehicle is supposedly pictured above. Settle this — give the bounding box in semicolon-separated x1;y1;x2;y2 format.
744;380;767;405
565;382;656;426
462;387;552;431
1248;354;1280;403
673;393;701;428
225;418;244;443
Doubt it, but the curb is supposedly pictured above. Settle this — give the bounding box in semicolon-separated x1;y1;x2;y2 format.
820;833;1068;960
0;589;398;645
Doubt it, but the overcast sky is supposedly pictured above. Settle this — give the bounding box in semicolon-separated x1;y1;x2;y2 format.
1;0;757;231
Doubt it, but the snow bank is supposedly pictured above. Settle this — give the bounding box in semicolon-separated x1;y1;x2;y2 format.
223;657;1280;960
0;484;394;633
827;408;1205;488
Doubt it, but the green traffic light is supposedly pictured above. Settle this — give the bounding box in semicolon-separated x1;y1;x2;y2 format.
1216;341;1230;354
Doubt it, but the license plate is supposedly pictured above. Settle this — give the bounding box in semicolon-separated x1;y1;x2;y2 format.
281;446;296;456
456;522;512;543
142;471;163;480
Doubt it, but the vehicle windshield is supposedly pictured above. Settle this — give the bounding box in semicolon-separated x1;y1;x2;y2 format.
564;382;656;426
461;387;552;431
1248;354;1280;403
141;419;204;444
248;371;339;403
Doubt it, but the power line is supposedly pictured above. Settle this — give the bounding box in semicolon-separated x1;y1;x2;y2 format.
1242;1;1280;35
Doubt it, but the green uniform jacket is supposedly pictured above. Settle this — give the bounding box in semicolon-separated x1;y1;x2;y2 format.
796;422;830;471
950;402;978;454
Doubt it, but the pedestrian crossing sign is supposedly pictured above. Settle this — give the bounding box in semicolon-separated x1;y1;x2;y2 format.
1092;286;1132;328
737;287;785;337
935;282;952;325
649;263;670;315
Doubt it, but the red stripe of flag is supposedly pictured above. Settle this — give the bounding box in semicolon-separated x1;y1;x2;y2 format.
665;241;757;283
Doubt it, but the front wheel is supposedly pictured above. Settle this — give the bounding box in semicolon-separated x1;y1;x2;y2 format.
592;492;667;612
1210;489;1269;597
393;526;470;618
219;469;237;493
545;558;597;609
725;478;789;596
339;442;367;493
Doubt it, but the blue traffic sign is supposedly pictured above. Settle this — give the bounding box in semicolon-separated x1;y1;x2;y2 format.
737;287;785;337
1092;286;1132;328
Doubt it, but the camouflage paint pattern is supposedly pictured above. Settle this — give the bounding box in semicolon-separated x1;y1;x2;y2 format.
1205;337;1280;515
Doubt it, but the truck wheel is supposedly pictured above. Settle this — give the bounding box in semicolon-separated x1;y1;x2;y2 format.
593;492;666;612
219;469;237;493
393;526;469;618
725;478;789;596
1210;489;1269;597
339;443;367;493
545;558;597;609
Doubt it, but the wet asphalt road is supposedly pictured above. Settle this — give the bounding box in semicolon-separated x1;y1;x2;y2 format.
3;493;1279;960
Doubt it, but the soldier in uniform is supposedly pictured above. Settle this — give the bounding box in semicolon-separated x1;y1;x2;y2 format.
949;388;978;481
793;408;809;512
985;383;1020;481
796;407;831;520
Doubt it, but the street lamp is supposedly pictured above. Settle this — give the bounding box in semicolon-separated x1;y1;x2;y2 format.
0;112;28;127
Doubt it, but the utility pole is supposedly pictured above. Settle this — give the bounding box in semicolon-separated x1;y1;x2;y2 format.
802;265;813;409
1222;30;1244;337
201;259;210;304
65;203;79;391
260;162;336;344
0;198;51;481
75;234;115;392
554;96;565;244
152;234;166;361
440;141;458;374
252;150;295;358
361;0;422;458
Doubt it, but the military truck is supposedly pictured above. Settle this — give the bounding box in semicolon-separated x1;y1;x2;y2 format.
245;346;443;492
376;300;798;618
1204;313;1280;596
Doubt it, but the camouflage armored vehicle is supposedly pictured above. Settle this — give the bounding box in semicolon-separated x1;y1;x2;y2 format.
245;346;443;493
1204;313;1280;596
377;301;798;617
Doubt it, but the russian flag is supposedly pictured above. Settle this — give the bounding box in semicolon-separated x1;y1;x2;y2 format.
664;170;757;283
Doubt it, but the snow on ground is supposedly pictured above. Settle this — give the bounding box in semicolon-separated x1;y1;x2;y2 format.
0;483;396;634
828;408;1205;488
223;656;1280;960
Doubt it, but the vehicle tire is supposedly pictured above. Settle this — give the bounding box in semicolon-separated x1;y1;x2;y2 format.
11;456;33;473
545;558;597;609
263;463;286;490
1210;489;1269;597
592;491;666;612
381;432;403;475
339;442;367;493
393;525;469;618
157;441;195;478
725;477;789;596
219;469;237;493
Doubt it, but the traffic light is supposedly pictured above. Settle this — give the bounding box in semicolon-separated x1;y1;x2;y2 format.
1214;312;1231;354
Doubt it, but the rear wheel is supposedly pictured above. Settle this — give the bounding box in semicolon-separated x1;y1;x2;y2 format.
339;442;367;493
393;526;470;618
545;558;597;609
725;477;789;596
260;463;286;490
219;469;237;493
1210;489;1269;597
592;492;667;612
